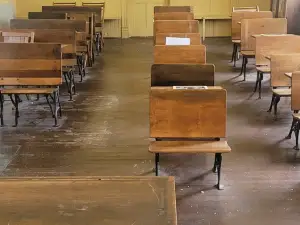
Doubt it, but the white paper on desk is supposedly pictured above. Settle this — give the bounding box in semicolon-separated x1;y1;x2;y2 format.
166;37;190;45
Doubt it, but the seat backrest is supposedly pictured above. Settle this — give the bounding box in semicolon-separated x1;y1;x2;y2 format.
81;3;105;25
154;20;199;34
232;6;259;12
270;54;300;87
150;87;227;138
151;64;214;86
42;5;103;26
155;33;201;45
292;71;300;111
10;19;88;33
154;45;206;64
0;43;62;86
1;31;34;43
255;35;300;66
154;6;191;13
231;11;273;40
154;12;194;20
241;18;287;51
28;12;67;19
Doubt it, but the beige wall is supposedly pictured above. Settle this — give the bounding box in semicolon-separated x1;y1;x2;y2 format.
14;0;271;37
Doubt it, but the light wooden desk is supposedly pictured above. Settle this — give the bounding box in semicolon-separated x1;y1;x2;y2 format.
196;16;231;41
0;177;177;225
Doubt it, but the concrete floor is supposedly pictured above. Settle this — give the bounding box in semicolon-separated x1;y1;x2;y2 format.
1;38;300;224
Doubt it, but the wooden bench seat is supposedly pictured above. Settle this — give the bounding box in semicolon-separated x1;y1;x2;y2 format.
150;87;230;190
268;54;300;118
232;39;241;44
256;65;270;73
149;140;231;154
293;113;300;120
273;88;291;96
240;18;287;81
0;43;62;127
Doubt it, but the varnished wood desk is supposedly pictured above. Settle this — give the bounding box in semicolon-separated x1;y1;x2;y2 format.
0;177;177;225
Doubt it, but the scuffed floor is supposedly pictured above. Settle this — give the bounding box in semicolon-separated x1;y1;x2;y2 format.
0;38;300;225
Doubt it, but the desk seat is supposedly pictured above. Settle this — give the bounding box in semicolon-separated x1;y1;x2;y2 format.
273;88;291;96
241;50;255;56
149;140;231;154
293;113;300;120
232;39;241;44
256;65;270;73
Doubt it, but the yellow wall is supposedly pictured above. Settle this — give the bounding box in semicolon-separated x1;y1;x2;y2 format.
14;0;271;37
170;0;272;37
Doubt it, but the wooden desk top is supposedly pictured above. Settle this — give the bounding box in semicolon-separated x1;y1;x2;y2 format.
0;177;177;225
252;34;294;38
285;72;292;78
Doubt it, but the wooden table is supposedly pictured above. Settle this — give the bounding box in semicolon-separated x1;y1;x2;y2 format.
0;177;177;225
285;72;292;78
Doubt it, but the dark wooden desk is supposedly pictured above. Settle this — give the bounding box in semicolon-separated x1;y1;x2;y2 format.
0;177;177;225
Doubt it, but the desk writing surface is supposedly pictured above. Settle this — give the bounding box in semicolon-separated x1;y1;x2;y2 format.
0;177;177;225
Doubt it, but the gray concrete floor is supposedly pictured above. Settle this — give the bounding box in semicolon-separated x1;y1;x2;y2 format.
0;38;300;224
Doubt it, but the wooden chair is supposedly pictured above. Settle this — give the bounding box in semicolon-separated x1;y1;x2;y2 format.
53;2;76;6
67;12;95;66
232;6;259;12
1;31;34;43
0;43;62;127
81;2;105;54
240;18;287;81
286;71;300;150
28;12;67;19
151;64;215;86
149;87;231;190
154;12;194;20
268;54;300;119
154;45;206;64
254;35;300;98
230;11;273;67
154;6;191;13
155;33;201;45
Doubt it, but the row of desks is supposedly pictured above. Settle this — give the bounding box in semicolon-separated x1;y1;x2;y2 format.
0;5;179;224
